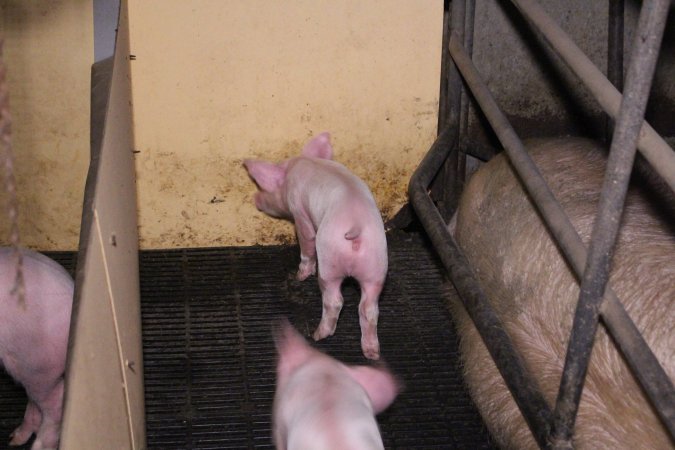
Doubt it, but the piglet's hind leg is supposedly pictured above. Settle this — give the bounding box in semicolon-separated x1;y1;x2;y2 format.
28;379;63;450
312;276;344;341
358;280;383;360
295;219;317;281
9;400;41;446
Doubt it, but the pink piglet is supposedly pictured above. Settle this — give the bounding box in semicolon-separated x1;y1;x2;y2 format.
273;320;399;450
0;248;73;450
244;132;388;360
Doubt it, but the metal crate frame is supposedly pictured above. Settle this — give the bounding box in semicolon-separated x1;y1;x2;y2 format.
408;0;675;448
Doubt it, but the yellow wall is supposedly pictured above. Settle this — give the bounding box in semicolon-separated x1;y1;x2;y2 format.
129;0;442;248
0;1;93;250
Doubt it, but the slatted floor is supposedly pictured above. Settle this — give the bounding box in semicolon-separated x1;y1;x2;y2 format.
0;231;495;449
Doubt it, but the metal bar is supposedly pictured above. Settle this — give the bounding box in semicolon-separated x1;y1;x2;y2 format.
454;0;476;198
459;0;476;142
459;138;497;161
605;0;624;143
551;1;673;446
448;0;465;130
448;36;675;446
509;0;675;193
436;0;451;135
435;0;466;220
408;127;553;449
607;0;624;91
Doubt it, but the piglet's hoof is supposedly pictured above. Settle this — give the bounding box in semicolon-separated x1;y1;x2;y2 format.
312;325;335;341
362;342;380;360
296;262;316;281
30;438;57;450
9;428;31;447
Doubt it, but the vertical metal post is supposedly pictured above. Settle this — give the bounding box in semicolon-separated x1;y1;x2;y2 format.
605;0;624;143
409;127;554;449
433;0;466;221
459;0;475;144
448;0;465;138
550;0;672;447
455;0;475;191
607;0;624;92
437;0;451;135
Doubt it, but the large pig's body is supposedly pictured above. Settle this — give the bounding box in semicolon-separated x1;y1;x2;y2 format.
450;138;674;449
0;248;73;450
273;322;398;450
244;133;388;360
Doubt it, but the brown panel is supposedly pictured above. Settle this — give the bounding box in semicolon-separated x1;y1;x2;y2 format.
60;227;134;448
61;1;146;448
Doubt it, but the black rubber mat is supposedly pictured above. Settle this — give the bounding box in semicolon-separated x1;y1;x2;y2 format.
0;233;495;449
141;231;495;449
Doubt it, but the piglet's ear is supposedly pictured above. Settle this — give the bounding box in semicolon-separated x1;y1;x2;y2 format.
301;132;333;160
347;365;401;414
244;159;286;192
274;319;316;384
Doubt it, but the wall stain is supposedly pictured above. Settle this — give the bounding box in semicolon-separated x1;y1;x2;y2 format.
136;137;418;249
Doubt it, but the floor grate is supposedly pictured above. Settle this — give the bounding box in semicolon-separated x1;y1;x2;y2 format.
0;232;495;449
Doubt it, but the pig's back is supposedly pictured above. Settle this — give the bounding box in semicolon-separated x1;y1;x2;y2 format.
452;138;675;449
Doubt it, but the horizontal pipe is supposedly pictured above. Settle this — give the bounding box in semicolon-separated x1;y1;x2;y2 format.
509;0;675;193
448;35;675;445
408;127;553;449
459;138;497;161
551;0;672;446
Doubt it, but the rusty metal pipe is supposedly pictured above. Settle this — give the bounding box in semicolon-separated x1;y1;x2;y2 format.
604;0;624;143
408;127;553;449
551;0;673;446
448;35;675;446
509;0;675;193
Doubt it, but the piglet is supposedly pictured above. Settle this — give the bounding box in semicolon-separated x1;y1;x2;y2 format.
0;248;73;450
273;320;399;450
244;132;388;360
